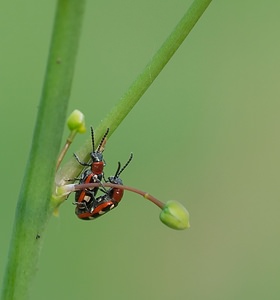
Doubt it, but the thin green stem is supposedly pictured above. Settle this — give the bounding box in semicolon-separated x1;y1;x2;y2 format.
1;1;85;299
58;0;212;183
56;130;78;170
101;0;212;135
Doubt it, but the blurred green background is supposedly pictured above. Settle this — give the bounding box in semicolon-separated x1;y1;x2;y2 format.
1;1;280;299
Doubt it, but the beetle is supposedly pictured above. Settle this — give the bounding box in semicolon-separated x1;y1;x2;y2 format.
75;153;133;220
73;127;109;212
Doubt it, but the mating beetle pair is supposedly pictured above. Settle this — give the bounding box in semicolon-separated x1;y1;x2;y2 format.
72;127;132;220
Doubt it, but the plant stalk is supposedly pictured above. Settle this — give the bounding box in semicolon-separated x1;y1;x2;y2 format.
1;1;86;299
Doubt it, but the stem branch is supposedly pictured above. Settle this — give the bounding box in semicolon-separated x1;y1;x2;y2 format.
59;0;212;181
74;182;164;209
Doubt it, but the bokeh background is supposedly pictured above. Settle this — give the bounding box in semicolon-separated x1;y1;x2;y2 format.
1;1;280;299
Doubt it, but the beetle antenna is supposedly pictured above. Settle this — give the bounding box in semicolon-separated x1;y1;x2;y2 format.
97;128;109;153
118;153;133;177
114;162;121;179
90;126;95;153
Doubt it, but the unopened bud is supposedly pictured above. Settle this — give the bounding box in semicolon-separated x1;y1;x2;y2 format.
160;200;190;230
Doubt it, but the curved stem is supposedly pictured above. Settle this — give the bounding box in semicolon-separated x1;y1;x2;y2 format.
74;183;165;209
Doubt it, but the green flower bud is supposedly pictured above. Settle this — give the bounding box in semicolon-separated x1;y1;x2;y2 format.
160;200;190;230
67;109;86;133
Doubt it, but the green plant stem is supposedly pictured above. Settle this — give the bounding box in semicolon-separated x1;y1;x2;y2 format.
60;0;212;182
103;0;213;134
1;1;85;299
